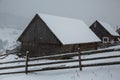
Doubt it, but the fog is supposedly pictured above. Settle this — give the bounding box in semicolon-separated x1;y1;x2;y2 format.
0;0;120;27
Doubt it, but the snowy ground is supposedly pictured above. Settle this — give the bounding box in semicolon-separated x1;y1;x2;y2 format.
0;46;120;80
0;27;120;80
0;66;120;80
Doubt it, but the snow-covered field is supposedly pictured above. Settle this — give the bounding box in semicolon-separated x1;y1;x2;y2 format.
0;27;120;80
0;46;120;80
0;66;120;80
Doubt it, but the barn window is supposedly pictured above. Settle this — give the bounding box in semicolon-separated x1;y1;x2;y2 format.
102;37;109;43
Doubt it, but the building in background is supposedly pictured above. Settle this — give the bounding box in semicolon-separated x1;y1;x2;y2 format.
90;20;120;44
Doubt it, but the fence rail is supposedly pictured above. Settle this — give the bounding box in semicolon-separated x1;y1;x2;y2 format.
0;65;80;75
0;48;120;75
81;55;120;61
1;48;120;64
82;61;120;67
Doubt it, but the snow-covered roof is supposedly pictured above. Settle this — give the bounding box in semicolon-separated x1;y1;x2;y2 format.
37;14;100;45
98;21;119;36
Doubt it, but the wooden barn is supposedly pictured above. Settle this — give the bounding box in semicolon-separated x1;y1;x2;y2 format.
90;20;120;44
17;14;100;57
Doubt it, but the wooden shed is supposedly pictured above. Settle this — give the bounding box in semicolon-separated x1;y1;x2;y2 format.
17;14;100;57
90;20;120;44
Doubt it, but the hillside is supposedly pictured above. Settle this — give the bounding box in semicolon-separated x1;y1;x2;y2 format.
0;27;22;50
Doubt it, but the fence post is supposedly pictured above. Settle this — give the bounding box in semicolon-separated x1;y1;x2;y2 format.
25;51;29;74
78;48;82;71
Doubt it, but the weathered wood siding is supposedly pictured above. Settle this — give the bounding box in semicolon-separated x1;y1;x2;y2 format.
79;43;97;51
19;14;63;57
19;14;60;44
90;21;118;42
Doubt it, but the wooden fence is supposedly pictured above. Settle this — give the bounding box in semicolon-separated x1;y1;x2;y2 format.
0;48;120;75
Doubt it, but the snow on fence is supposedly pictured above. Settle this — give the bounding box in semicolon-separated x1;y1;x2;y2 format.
0;48;120;75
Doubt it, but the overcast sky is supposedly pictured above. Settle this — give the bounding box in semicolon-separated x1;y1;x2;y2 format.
0;0;120;27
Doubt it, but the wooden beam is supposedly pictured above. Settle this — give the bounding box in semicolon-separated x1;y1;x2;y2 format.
0;60;26;64
82;61;120;67
78;48;82;71
28;59;78;67
81;48;120;55
81;55;120;61
28;65;79;73
0;59;78;70
0;65;79;75
25;51;29;74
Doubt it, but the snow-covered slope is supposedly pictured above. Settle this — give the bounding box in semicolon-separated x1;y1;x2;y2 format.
0;12;30;50
0;27;22;50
